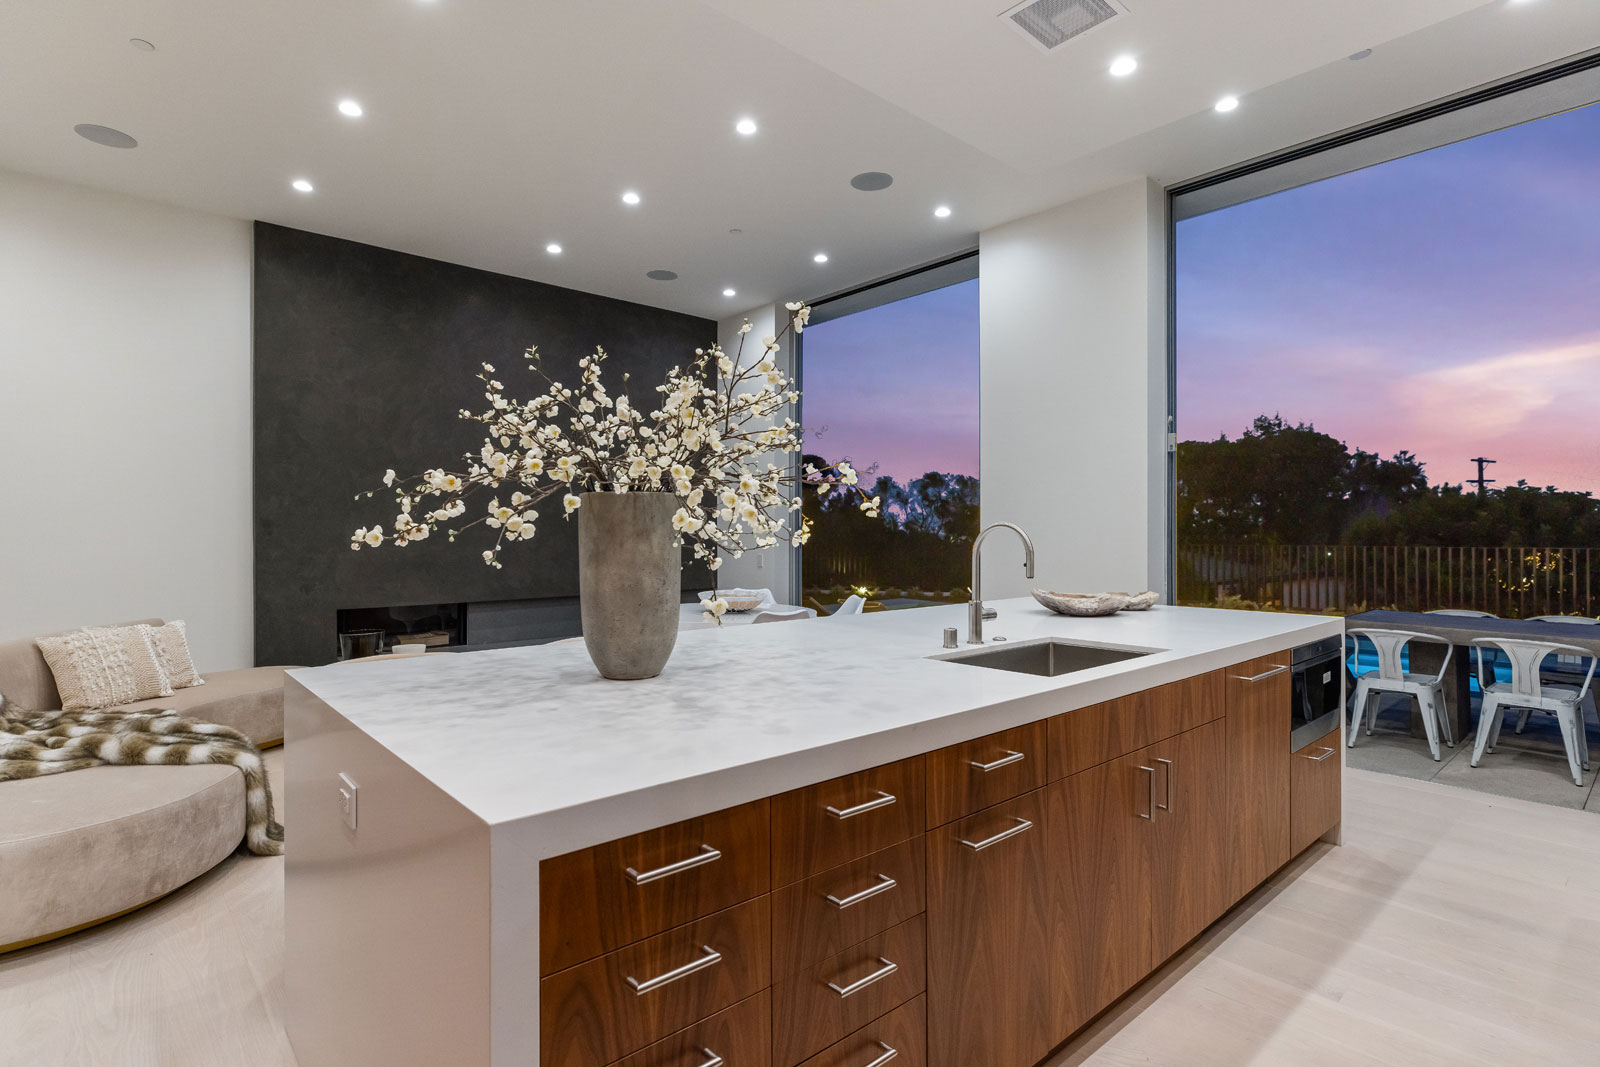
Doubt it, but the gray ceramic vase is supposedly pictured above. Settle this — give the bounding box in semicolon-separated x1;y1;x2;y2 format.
578;490;681;680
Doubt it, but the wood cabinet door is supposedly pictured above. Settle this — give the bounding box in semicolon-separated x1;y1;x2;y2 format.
926;789;1053;1067
1224;656;1291;904
1148;719;1231;964
1290;727;1342;856
1045;750;1155;1037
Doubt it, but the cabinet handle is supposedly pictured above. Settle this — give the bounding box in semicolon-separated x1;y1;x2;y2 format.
827;956;899;998
623;945;721;995
960;816;1033;851
826;873;897;909
1233;665;1288;683
1305;747;1337;762
624;844;721;885
863;1042;899;1067
1139;765;1155;820
969;749;1025;772
696;1051;724;1067
1156;757;1174;813
827;791;897;819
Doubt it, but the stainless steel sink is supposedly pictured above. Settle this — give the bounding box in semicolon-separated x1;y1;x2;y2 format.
939;638;1154;678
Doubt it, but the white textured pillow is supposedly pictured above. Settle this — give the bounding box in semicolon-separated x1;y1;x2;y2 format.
149;620;204;690
36;625;173;712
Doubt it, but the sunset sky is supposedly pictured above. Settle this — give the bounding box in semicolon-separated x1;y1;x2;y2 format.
800;277;980;486
1177;100;1600;496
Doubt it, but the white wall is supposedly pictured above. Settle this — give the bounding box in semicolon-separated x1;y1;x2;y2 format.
0;170;254;671
711;303;798;604
978;179;1168;603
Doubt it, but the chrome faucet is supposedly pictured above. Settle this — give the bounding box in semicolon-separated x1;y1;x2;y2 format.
969;522;1035;644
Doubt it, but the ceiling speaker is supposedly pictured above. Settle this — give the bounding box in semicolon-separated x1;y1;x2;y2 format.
1000;0;1125;52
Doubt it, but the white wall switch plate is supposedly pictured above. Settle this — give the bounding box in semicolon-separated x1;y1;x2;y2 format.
337;772;359;831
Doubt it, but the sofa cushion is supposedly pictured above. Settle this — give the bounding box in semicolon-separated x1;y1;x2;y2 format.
0;763;244;949
0;619;163;713
149;620;204;690
36;624;174;712
111;666;290;747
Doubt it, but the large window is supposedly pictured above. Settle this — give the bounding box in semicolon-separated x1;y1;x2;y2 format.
1173;98;1600;618
798;269;979;611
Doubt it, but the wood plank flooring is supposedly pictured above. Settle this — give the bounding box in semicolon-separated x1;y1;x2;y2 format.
2;761;1598;1067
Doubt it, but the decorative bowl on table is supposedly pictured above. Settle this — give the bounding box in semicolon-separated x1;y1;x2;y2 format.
698;589;768;613
1031;590;1129;616
1111;590;1160;611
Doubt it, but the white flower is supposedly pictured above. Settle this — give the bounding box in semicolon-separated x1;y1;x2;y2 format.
364;527;384;547
382;469;396;487
672;507;703;533
738;473;757;494
564;493;581;514
441;474;463;492
482;549;496;564
738;322;753;335
707;557;723;571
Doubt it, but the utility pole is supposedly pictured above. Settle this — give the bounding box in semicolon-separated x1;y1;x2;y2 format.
1469;457;1497;495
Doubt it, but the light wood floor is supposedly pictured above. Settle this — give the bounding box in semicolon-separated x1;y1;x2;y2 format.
3;761;1598;1067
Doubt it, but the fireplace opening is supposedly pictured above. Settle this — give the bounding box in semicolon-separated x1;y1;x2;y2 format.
335;602;465;658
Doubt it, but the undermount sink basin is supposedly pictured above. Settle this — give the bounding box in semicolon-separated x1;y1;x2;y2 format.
939;638;1154;678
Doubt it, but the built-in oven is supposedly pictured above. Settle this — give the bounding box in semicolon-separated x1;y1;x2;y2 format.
1290;635;1344;751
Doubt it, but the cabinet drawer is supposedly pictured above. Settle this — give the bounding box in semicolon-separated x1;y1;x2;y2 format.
795;995;925;1067
541;897;771;1067
772;757;924;887
925;721;1047;829
1290;727;1342;856
1047;669;1225;780
610;990;771;1067
541;798;770;974
771;916;927;1067
772;838;926;979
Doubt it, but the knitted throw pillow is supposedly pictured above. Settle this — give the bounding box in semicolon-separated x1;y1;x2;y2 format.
149;620;204;690
35;625;173;712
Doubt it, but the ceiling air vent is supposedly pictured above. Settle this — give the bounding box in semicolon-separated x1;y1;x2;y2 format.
1001;0;1125;53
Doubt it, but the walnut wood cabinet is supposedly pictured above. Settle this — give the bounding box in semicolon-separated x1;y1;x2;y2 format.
540;647;1336;1067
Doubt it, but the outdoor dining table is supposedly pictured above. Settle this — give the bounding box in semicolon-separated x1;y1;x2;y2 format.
677;601;817;629
1344;610;1600;740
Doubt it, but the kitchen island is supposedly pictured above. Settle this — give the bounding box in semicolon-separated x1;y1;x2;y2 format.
283;600;1345;1067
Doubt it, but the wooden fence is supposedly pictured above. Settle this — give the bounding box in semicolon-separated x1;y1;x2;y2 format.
1178;544;1599;618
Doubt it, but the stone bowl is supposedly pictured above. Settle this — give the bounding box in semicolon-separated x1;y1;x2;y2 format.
1111;590;1160;611
1031;590;1128;616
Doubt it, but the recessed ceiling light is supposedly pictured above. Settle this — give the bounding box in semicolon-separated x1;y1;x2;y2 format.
621;190;641;206
73;124;138;149
734;117;758;136
1348;48;1372;61
850;171;893;191
292;178;314;193
933;205;952;219
337;99;364;118
646;269;678;281
723;288;737;297
1214;95;1240;113
1108;55;1138;77
129;38;155;52
813;253;829;264
545;243;562;255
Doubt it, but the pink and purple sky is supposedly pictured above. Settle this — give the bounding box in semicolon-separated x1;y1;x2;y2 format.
1177;101;1600;496
800;278;980;486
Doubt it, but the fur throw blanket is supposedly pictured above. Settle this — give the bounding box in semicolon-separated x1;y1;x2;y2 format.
0;693;283;856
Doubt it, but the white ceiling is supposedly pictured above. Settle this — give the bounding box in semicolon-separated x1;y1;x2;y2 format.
0;0;1595;320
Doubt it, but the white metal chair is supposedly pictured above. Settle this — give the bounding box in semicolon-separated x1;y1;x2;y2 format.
1425;609;1500;702
1512;616;1599;735
829;594;866;617
751;608;811;624
1470;636;1598;786
1346;628;1455;761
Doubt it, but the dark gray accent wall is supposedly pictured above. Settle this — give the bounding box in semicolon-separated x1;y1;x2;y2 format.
252;223;714;666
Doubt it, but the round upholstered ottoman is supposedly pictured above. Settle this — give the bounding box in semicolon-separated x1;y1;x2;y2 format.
0;763;245;951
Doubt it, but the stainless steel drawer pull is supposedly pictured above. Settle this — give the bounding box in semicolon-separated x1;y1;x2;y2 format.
1156;757;1174;813
863;1042;899;1067
1139;765;1155;820
625;844;721;885
1306;747;1337;762
826;873;897;909
624;945;722;995
969;749;1025;772
696;1050;724;1067
827;956;899;998
960;816;1033;851
1233;665;1288;683
826;791;897;819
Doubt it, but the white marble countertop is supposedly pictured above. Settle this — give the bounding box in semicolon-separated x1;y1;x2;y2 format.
289;601;1341;850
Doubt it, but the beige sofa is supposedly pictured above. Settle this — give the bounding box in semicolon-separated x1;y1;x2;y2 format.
0;620;295;951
